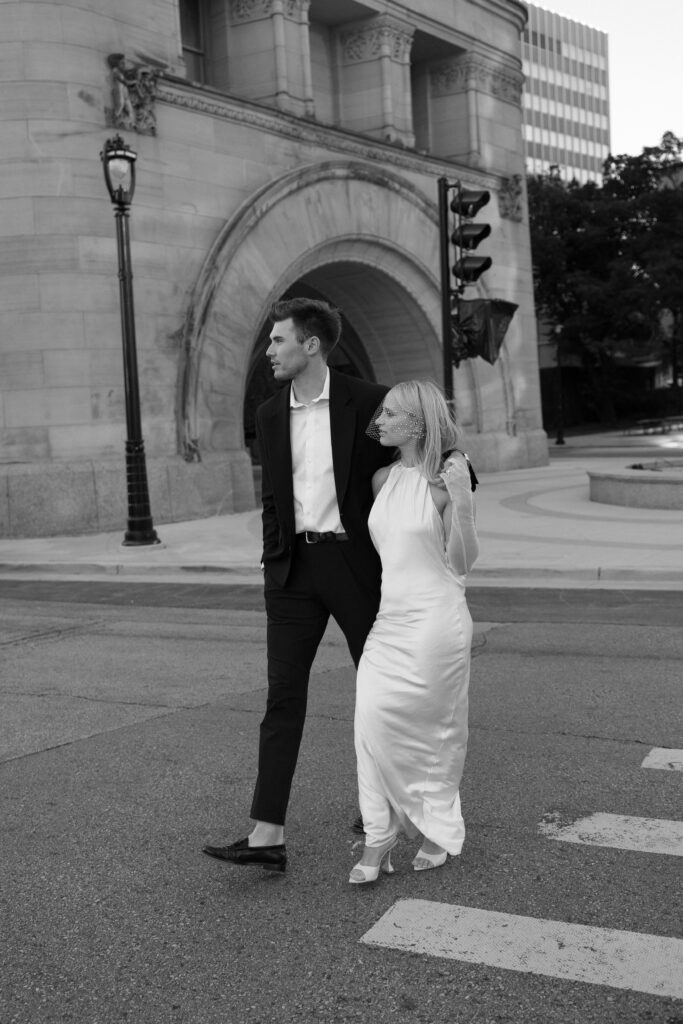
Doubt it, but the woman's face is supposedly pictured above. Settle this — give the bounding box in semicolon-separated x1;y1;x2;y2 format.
374;394;422;448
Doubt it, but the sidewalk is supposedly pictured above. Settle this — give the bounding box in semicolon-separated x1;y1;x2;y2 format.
0;432;681;589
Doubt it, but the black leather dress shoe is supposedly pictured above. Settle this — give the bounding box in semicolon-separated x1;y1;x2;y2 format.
202;837;287;872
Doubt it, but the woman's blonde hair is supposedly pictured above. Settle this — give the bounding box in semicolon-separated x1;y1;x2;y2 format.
388;379;459;480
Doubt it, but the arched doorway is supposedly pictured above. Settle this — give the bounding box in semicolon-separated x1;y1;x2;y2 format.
176;161;471;460
175;159;538;513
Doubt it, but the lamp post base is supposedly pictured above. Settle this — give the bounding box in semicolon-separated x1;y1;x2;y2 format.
123;439;160;546
122;528;161;547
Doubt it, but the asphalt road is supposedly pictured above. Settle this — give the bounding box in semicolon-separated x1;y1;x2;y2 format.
1;582;681;1024
2;578;683;623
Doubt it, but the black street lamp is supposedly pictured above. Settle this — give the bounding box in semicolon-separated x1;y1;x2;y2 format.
672;311;683;415
101;135;160;545
554;324;566;445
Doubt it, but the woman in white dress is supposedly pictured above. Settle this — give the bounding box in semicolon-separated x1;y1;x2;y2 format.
350;380;479;884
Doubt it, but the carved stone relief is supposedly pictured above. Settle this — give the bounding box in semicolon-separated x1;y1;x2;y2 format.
498;174;524;221
107;53;162;135
431;55;523;106
230;0;306;23
340;15;414;65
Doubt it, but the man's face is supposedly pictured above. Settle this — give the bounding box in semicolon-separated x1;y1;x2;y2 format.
266;318;309;381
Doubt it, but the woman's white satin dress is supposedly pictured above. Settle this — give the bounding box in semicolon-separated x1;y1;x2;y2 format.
355;462;472;853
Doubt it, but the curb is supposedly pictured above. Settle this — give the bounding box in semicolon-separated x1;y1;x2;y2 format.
0;562;262;578
0;562;681;587
470;567;683;582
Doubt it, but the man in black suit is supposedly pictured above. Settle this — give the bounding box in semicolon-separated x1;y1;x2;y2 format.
203;298;392;871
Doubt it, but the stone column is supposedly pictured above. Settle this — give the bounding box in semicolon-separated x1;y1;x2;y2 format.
297;0;315;117
272;0;289;101
429;54;524;170
226;0;313;115
338;14;415;147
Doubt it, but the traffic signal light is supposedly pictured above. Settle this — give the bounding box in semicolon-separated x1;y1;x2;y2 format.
455;188;490;218
438;176;516;396
450;187;492;288
453;253;492;284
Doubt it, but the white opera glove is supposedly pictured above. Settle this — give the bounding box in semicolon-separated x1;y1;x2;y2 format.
439;453;479;575
439;452;472;498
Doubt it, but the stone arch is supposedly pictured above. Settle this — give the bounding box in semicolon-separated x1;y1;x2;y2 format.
177;160;491;457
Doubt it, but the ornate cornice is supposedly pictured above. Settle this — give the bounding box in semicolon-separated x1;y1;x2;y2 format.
431;54;523;107
340;14;415;66
230;0;306;24
157;78;501;189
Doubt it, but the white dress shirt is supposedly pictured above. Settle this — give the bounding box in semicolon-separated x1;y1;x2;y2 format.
290;369;344;535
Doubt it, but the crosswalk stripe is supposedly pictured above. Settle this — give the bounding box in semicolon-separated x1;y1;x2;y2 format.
539;812;683;856
361;900;683;998
641;747;683;771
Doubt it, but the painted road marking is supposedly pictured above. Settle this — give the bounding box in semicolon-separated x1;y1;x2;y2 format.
361;900;683;999
641;747;683;771
538;812;683;857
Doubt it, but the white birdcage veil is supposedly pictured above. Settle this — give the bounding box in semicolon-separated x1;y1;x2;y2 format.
365;398;426;443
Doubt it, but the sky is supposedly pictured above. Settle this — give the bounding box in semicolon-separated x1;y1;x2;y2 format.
542;0;683;156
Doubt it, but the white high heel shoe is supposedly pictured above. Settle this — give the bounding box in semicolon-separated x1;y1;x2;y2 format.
412;846;447;871
349;838;398;885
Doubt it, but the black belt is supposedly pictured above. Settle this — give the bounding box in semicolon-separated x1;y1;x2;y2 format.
298;531;349;544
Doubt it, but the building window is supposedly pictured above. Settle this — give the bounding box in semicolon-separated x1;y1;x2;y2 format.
180;0;206;83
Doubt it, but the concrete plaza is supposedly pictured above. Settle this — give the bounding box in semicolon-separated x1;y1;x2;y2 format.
1;431;681;589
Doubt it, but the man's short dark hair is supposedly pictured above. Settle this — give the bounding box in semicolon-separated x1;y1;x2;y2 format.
269;297;342;357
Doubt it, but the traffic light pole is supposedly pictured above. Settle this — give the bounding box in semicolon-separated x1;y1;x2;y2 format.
438;176;456;401
438;176;493;398
437;176;516;377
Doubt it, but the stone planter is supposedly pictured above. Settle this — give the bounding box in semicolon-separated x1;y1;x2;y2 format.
588;460;683;510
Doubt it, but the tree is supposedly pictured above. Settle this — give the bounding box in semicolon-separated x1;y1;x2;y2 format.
527;168;623;420
527;134;683;422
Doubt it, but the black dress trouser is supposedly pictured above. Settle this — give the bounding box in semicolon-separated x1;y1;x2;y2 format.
250;536;380;826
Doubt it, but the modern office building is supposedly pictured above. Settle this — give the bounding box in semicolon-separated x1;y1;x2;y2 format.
522;3;610;183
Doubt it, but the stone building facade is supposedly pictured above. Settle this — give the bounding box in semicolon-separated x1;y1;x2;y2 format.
1;0;546;538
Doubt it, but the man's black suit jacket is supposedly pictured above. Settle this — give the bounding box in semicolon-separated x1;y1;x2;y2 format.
255;368;393;593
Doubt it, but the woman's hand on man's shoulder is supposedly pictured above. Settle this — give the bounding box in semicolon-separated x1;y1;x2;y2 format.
439;451;470;495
